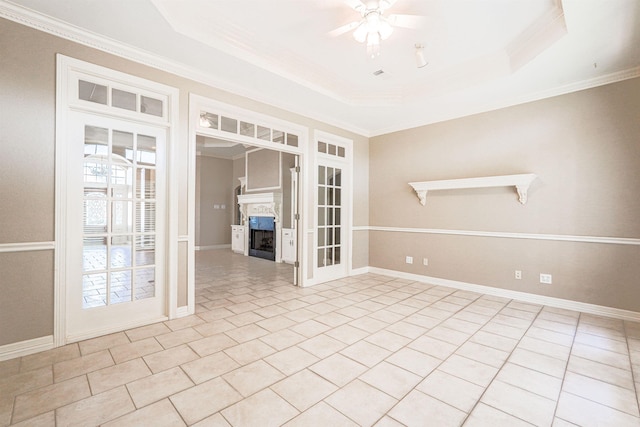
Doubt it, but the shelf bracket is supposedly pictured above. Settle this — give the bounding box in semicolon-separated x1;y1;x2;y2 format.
515;184;529;204
415;190;428;206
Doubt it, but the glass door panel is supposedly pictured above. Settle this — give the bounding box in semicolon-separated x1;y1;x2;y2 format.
317;165;343;269
76;117;164;321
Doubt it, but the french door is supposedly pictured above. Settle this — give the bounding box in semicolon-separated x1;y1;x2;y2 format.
65;113;167;340
315;157;348;282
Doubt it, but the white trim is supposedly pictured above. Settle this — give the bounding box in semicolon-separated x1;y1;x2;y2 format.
368;267;640;322
0;242;55;253
350;266;370;276
166;83;181;320
312;130;354;283
195;244;231;251
54;54;70;347
370;66;640;137
55;54;179;346
176;306;191;318
0;1;369;137
366;226;640;246
5;2;637;138
0;336;54;362
66;316;168;344
189;94;311;294
195;98;306;155
188;95;198;316
178;235;189;242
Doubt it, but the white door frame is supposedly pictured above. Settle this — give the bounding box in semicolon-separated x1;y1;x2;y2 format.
310;130;354;285
55;55;180;346
65;113;168;340
187;95;309;314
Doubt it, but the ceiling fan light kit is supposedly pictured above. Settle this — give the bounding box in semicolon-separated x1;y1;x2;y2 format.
352;0;395;58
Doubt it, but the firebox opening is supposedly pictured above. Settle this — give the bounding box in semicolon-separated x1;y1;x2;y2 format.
248;216;275;261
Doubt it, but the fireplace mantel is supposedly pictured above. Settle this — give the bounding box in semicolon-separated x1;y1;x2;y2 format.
237;192;282;224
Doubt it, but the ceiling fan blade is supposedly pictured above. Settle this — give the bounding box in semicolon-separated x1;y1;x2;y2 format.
380;0;398;11
328;21;360;37
387;14;428;29
345;0;367;12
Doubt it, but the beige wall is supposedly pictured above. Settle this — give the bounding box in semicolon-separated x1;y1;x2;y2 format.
352;128;370;270
281;152;296;229
195;151;296;246
369;77;640;312
246;149;281;191
0;17;369;348
0;251;53;346
196;156;234;247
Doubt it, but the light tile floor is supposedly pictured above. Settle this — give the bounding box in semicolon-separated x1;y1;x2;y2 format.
2;249;640;426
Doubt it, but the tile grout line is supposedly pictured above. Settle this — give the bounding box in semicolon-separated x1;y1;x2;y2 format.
623;320;640;419
267;278;460;426
265;279;442;424
557;317;640;421
297;281;432;426
337;285;471;425
549;311;581;425
376;298;489;426
459;302;553;426
6;264;640;426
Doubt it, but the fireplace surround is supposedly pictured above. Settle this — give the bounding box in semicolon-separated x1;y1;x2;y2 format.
235;192;283;262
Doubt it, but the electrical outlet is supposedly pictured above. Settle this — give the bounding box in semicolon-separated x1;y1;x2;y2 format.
540;273;552;284
423;258;429;266
405;256;413;264
515;270;522;280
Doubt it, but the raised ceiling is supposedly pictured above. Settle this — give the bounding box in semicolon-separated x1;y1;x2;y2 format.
2;0;639;136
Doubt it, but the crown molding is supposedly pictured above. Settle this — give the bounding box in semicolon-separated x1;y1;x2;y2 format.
370;65;640;136
2;1;638;139
0;1;371;137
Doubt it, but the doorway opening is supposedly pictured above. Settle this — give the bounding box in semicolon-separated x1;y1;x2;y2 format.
194;137;300;290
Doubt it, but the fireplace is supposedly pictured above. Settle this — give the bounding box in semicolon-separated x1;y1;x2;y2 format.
236;192;282;262
249;216;275;261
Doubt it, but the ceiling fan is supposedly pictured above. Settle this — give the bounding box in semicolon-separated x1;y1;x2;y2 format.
329;0;426;58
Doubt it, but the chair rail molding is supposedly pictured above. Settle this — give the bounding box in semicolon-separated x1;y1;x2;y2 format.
409;173;537;205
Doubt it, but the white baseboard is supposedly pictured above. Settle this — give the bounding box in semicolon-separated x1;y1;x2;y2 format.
368;267;640;322
195;244;231;251
66;316;168;344
350;266;370;276
176;306;191;318
0;335;54;361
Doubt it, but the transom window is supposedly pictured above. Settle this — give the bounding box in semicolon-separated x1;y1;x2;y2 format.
199;110;300;148
318;140;346;158
75;77;168;121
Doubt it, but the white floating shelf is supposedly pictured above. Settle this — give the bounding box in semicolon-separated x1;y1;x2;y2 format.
409;174;537;206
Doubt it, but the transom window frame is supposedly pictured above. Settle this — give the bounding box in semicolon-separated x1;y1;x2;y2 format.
311;130;354;285
66;69;171;126
195;98;305;156
55;54;180;346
